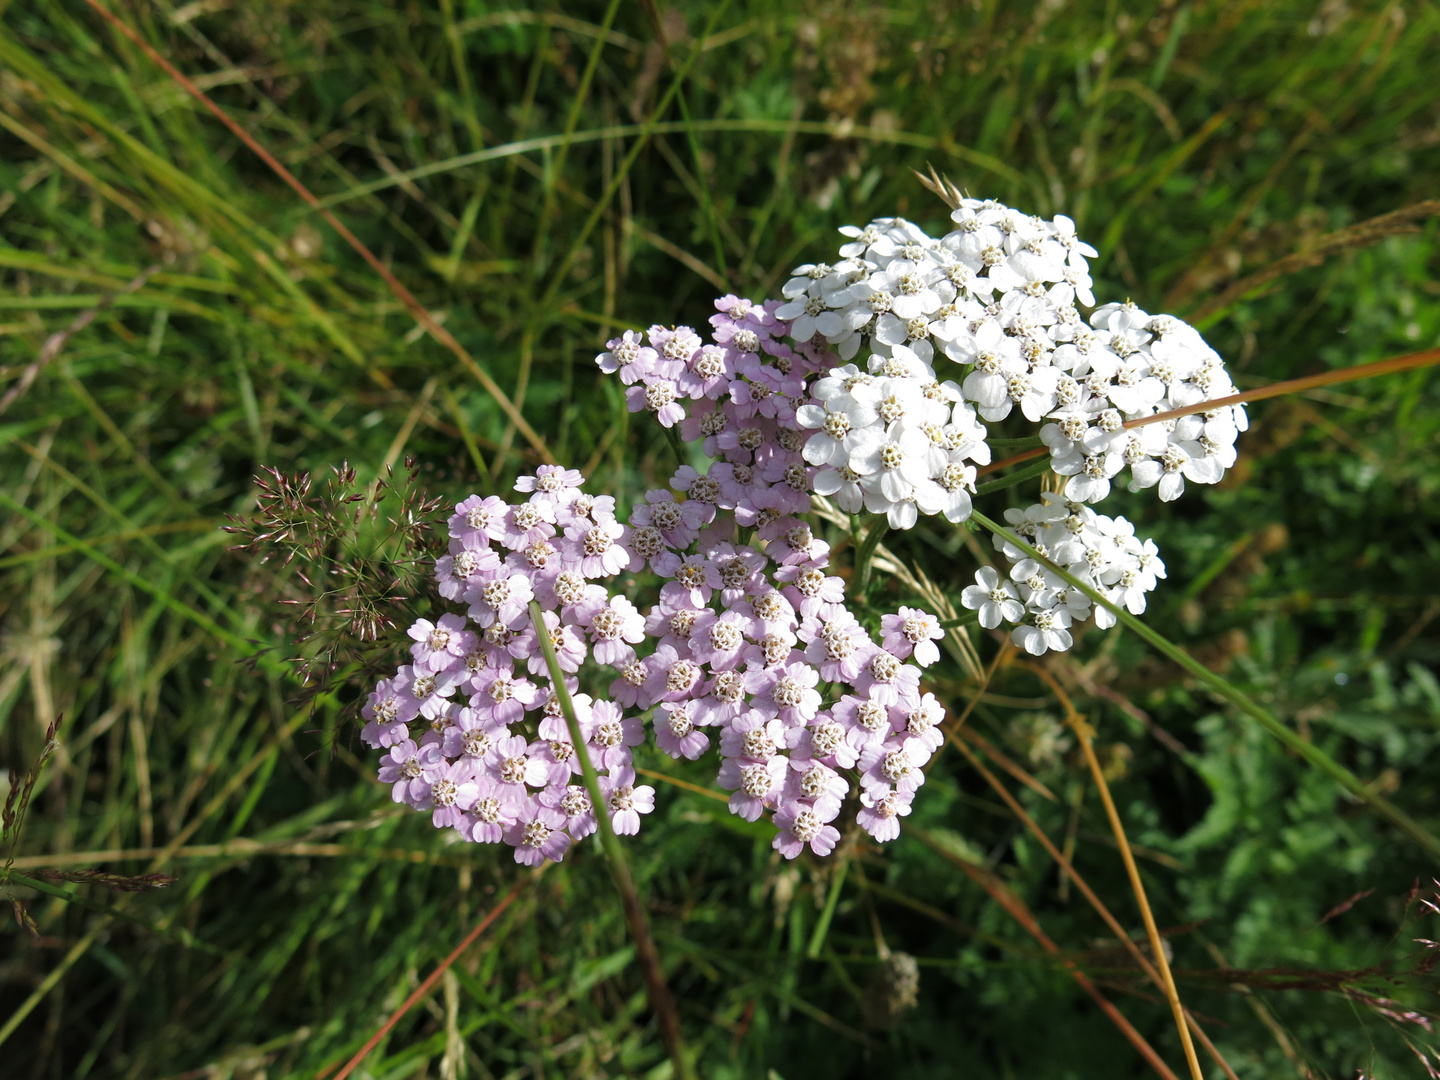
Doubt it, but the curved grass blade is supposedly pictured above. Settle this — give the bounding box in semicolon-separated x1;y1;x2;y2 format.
79;0;554;464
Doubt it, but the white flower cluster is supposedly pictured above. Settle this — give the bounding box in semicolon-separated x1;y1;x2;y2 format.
785;201;1246;514
1039;303;1247;504
594;194;1246;659
959;492;1166;655
795;347;990;529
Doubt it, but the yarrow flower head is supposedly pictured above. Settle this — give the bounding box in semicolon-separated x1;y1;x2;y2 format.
361;188;1237;866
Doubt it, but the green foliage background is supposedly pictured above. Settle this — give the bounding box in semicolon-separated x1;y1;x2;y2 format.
2;1;1439;1077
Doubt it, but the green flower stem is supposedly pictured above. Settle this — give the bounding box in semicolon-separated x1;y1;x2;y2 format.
526;601;693;1079
974;456;1054;496
940;612;981;630
967;511;1440;864
661;422;687;466
984;436;1046;450
805;835;853;959
853;519;889;598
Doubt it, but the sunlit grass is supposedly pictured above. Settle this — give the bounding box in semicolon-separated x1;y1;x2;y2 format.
2;2;1439;1077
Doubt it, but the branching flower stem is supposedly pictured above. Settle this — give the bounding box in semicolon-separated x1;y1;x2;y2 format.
662;422;688;467
527;600;693;1080
968;510;1440;864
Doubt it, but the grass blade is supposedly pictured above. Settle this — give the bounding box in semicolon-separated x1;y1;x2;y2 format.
79;0;553;463
911;825;1183;1080
326;877;532;1080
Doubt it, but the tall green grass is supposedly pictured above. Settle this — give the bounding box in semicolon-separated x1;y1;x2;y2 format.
2;2;1439;1077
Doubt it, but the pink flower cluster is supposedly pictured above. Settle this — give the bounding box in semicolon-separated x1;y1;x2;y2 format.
362;468;660;866
595;297;957;852
600;299;838;532
620;478;946;856
362;451;946;864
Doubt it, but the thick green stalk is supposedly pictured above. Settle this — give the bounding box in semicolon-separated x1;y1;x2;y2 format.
526;601;693;1079
968;511;1440;864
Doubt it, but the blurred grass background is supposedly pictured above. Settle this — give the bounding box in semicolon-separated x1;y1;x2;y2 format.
2;0;1440;1077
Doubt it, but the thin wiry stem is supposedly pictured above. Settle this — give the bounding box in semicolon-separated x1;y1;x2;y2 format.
947;730;1240;1080
1070;715;1204;1080
968;509;1440;863
911;826;1183;1080
0;929;99;1050
529;0;625;258
662;422;688;466
537;0;734;309
995;658;1215;1080
527;601;692;1080
1186;199;1440;322
4;871;213;955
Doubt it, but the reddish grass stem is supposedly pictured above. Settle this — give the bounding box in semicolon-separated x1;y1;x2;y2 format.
322;877;530;1080
949;718;1240;1080
80;0;555;464
913;827;1183;1080
1021;663;1204;1080
977;344;1440;478
1075;725;1204;1080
